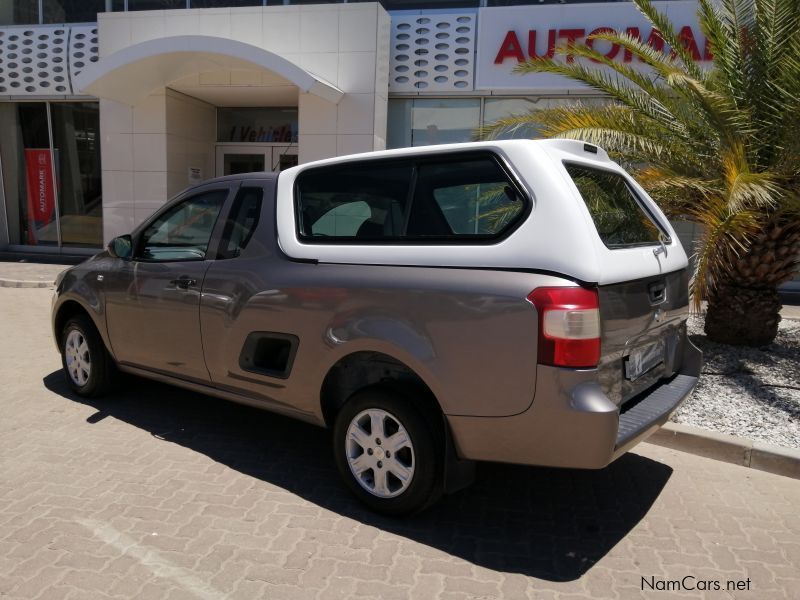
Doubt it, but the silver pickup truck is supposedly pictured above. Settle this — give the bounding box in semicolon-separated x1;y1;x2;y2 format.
52;139;701;514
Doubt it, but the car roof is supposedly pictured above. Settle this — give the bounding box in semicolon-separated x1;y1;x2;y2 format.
199;140;610;187
200;171;280;186
283;139;611;173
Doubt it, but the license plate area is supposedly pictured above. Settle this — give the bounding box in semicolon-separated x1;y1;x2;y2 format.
624;340;665;381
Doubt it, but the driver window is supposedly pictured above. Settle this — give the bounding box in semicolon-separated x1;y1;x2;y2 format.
139;190;228;261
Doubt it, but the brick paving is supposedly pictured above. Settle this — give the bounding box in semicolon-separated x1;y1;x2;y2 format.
1;286;798;599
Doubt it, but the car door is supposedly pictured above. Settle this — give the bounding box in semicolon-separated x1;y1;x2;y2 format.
199;183;280;398
104;184;234;382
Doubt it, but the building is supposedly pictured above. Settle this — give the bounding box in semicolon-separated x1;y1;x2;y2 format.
0;0;796;295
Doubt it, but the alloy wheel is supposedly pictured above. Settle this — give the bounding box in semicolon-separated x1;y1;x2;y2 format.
345;408;415;498
64;329;91;387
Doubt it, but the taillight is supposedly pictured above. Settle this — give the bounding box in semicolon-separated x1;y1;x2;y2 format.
527;286;601;368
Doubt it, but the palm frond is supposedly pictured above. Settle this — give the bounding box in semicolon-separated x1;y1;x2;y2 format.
634;167;721;205
662;71;751;147
586;30;686;81
514;58;693;139
631;0;707;81
723;161;785;212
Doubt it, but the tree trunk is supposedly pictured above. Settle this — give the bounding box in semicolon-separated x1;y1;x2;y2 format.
704;284;782;346
703;216;799;346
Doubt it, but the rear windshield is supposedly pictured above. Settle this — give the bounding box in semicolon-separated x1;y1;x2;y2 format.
565;164;665;248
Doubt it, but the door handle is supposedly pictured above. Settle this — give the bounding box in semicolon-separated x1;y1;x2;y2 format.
170;277;197;290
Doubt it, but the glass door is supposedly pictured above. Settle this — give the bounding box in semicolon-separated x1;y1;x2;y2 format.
270;145;298;172
216;145;269;177
216;144;299;177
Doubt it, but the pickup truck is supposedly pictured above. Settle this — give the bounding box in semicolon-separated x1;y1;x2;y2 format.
52;139;701;514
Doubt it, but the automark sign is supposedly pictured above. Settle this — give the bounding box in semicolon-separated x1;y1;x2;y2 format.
475;1;710;91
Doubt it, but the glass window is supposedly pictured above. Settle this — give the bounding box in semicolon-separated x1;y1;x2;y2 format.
483;97;541;139
297;162;412;241
0;102;103;248
390;97;614;150
387;99;413;150
408;156;523;238
386;99;483;149
0;1;38;25
277;153;298;171
217;107;298;144
488;0;629;4
43;0;104;23
139;190;228;261
295;154;525;242
224;153;265;176
50;103;103;247
411;98;480;146
0;103;59;246
483;97;611;139
565;164;664;248
126;0;185;10
218;186;262;259
379;0;479;8
312;201;372;237
191;0;263;6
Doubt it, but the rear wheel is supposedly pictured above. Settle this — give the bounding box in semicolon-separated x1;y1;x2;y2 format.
333;386;442;515
61;315;116;397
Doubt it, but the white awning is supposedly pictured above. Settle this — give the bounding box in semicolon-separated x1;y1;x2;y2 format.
74;35;344;105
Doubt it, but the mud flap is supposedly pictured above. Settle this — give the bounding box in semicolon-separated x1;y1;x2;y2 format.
443;418;476;494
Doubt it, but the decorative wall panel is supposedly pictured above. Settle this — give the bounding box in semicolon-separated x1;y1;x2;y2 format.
390;13;476;93
68;25;99;82
0;24;99;97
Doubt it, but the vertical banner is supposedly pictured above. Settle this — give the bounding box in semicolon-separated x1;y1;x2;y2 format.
24;148;56;245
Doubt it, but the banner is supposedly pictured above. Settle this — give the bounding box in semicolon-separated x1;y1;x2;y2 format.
24;148;56;245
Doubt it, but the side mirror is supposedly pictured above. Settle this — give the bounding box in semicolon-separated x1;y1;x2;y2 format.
107;234;133;260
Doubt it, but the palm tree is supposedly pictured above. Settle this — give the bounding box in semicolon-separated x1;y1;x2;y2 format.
480;0;800;346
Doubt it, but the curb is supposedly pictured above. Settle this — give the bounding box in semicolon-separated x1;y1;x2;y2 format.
648;422;800;480
0;278;54;288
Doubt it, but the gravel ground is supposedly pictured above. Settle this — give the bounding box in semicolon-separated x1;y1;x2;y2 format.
671;314;800;449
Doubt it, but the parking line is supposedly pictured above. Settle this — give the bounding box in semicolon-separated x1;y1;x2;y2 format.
75;518;227;600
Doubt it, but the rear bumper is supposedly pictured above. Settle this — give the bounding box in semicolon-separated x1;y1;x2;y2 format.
447;338;702;469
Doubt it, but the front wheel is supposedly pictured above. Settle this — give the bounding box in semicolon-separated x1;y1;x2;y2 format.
333;387;442;515
61;315;116;397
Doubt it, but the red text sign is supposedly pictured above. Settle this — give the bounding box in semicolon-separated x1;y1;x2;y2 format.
24;148;56;244
493;25;712;65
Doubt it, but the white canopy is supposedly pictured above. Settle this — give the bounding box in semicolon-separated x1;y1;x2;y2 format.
74;35;344;106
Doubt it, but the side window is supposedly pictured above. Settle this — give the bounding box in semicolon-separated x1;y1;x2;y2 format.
312;201;372;237
297;162;412;241
139;189;228;262
218;187;263;259
407;157;524;238
294;153;526;243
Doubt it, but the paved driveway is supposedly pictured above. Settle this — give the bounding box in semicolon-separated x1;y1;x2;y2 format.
1;287;798;599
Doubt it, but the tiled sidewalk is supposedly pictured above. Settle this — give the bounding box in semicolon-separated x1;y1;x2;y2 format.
0;261;73;288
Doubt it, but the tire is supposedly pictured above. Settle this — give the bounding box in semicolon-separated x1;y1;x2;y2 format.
60;314;116;398
333;386;443;515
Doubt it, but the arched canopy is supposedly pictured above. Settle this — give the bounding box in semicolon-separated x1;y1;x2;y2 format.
74;35;343;105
